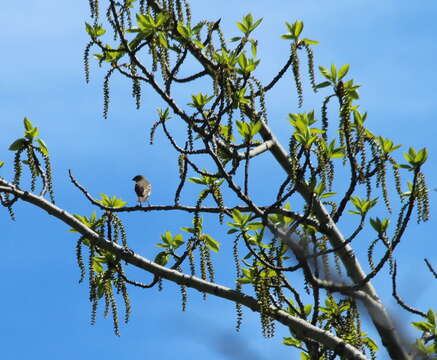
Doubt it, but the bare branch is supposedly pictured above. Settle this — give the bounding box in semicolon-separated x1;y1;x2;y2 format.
391;262;426;317
424;258;437;279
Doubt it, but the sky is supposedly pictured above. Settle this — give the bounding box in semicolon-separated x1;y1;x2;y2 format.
1;1;436;359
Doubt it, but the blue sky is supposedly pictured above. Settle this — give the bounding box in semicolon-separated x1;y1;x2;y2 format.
1;1;436;359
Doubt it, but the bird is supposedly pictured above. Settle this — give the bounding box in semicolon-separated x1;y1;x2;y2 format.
132;175;152;205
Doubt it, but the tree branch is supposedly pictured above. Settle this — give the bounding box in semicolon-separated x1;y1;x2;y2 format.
0;177;369;360
252;114;411;360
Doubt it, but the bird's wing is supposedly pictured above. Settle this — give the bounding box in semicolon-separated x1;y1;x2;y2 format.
135;182;145;197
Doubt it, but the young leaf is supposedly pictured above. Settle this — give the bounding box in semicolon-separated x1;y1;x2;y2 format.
337;64;350;80
9;138;27;151
319;66;331;81
172;234;184;248
24;117;33;131
92;260;104;273
204;234;220;252
283;337;301;347
154;251;169;266
330;64;337;81
302;38;319;45
315;81;331;89
37;139;49;156
293;21;303;38
24;127;39;140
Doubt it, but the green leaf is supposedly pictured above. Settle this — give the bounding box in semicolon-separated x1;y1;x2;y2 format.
189;93;214;109
231;209;244;223
404;147;428;167
362;336;378;351
92;260;104;273
320;192;336;199
415;148;428;165
9;138;27;151
300;353;310;360
113;198;127;208
0;161;4;168
204;234;220;252
193;39;204;49
94;25;106;37
426;309;436;326
24;127;39;140
330;64;337;81
315;81;331;89
236;14;262;36
23;117;33;131
98;193;127;208
188;177;205;185
236;22;248;34
293;21;303;38
252;18;263;32
93;256;107;263
370;217;388;233
350;196;377;215
283;337;301;347
247;221;263;230
37;139;49;156
155;243;168;248
181;226;195;234
250;121;262;136
97;282;105;299
191;22;204;35
73;214;90;227
399;164;413;170
172;234;184;248
302;38;319;45
251;40;257;58
136;13;150;29
304;304;312;316
236;278;253;284
319;66;331;81
85;22;106;38
377;137;402;154
157;32;168;48
176;23;190;39
370;218;381;232
85;22;94;36
337;64;350;80
163;231;172;244
411;321;434;332
154;251;169;266
126;27;140;34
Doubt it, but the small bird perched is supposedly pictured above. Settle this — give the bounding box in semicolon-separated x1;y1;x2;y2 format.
132;175;152;205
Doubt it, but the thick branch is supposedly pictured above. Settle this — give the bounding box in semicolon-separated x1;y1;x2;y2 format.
0;178;368;360
96;4;410;357
236;140;275;159
254;116;411;360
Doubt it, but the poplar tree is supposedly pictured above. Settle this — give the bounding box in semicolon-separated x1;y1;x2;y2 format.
1;1;435;359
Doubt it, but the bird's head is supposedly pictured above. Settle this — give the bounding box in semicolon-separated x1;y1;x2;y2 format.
132;175;145;182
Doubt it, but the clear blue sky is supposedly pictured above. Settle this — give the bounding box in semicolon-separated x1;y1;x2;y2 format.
1;1;436;359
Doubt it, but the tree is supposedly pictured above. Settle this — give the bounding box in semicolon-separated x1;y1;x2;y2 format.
1;0;436;359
